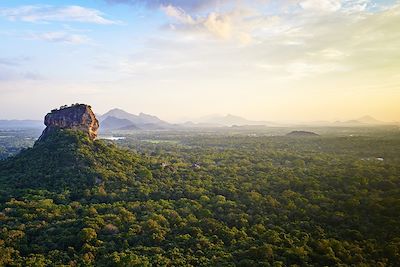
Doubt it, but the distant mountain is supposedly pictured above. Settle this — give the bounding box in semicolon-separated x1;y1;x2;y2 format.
130;123;166;130
99;108;171;130
118;124;141;130
136;112;166;125
101;116;133;130
196;114;275;127
92;109;397;130
355;115;385;124
181;121;224;128
333;115;391;126
0;120;43;129
99;108;137;122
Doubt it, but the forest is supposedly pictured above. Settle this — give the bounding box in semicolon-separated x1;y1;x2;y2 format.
0;127;399;266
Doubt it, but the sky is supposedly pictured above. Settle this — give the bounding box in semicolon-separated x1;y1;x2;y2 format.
0;0;399;122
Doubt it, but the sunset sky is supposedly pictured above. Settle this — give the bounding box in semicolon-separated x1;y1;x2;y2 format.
0;0;399;122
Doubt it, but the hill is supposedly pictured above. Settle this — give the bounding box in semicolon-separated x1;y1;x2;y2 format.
0;104;143;198
356;115;384;124
286;130;320;136
0;130;141;198
99;108;170;130
333;115;391;126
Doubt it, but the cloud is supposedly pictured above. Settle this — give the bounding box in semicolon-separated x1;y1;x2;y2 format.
299;0;342;12
116;0;400;83
341;0;370;13
100;1;400;82
0;73;41;82
162;5;235;39
158;0;378;42
161;5;266;43
0;62;42;82
107;0;377;13
0;5;117;24
107;0;387;45
252;2;400;77
0;57;31;69
106;0;225;11
298;0;373;13
0;58;20;67
162;5;194;24
26;31;91;44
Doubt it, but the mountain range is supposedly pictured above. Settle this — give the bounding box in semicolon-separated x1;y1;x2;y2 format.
333;115;391;126
0;109;396;130
98;108;172;131
191;114;277;127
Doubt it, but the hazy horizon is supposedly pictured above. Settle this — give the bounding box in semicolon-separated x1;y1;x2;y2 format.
1;0;399;122
0;105;396;125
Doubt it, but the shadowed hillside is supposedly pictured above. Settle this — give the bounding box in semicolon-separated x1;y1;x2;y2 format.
0;129;141;199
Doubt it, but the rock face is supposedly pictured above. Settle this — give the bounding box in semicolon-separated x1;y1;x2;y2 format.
38;104;99;141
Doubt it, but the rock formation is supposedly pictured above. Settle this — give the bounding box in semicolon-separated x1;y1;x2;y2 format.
38;104;99;141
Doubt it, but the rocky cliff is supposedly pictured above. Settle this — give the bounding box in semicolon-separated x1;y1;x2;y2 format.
38;104;99;141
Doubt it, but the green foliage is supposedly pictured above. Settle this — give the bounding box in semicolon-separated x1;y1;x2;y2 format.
0;129;140;199
0;129;399;266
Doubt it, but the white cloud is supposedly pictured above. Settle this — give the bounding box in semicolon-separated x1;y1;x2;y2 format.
161;5;262;43
159;0;377;43
162;5;234;39
0;5;117;24
298;0;375;13
299;0;342;12
27;31;91;44
106;0;226;11
162;5;194;24
113;1;400;84
202;12;233;39
342;0;370;12
0;66;42;82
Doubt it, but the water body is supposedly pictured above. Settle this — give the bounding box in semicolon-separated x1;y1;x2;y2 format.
99;136;126;141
